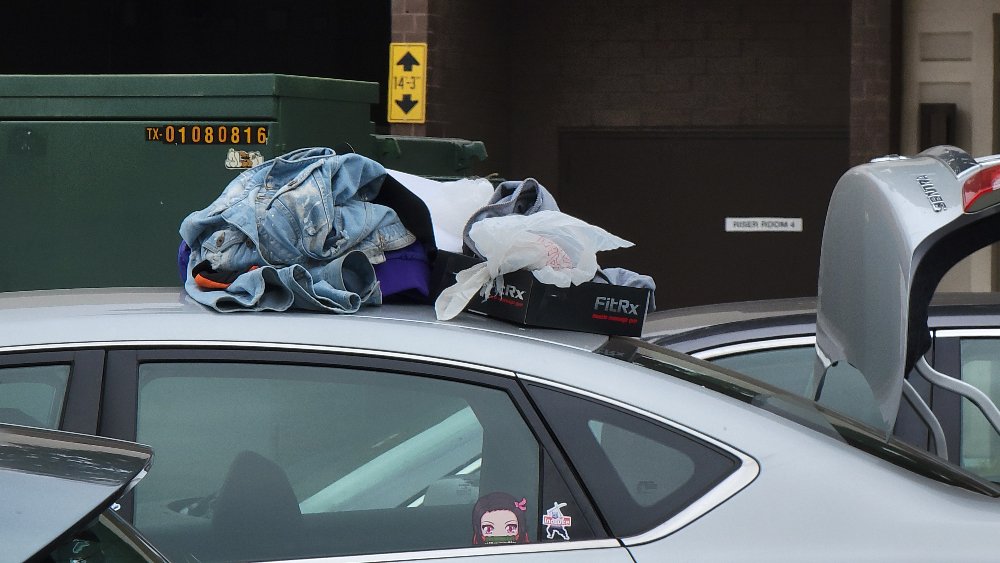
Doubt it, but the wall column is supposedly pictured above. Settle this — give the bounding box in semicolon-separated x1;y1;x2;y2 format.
390;0;429;137
850;0;900;165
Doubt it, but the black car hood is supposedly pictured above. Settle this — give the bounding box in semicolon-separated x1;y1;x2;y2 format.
0;423;152;562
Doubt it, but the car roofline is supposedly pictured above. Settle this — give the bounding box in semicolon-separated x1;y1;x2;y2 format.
0;287;612;353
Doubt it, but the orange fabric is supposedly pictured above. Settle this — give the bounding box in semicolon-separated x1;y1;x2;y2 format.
194;274;231;290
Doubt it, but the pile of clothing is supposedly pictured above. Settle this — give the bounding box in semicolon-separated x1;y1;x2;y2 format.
178;147;655;314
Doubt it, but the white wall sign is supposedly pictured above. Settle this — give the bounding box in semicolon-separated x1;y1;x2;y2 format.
725;217;803;232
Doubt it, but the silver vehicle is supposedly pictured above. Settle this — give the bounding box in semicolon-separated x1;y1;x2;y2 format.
0;290;1000;561
5;144;1000;561
0;422;165;562
645;145;1000;484
644;293;1000;479
0;288;997;562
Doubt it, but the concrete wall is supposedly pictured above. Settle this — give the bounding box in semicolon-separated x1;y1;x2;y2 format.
902;1;996;157
904;1;999;291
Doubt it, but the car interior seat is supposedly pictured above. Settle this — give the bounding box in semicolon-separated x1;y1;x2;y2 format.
421;475;480;506
210;450;304;560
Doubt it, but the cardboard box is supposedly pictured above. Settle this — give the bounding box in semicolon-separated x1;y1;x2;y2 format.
431;251;650;336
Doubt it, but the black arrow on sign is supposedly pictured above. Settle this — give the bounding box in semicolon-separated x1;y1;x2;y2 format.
395;94;419;114
396;52;420;72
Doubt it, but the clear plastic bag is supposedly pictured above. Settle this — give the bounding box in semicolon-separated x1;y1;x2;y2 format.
434;210;633;320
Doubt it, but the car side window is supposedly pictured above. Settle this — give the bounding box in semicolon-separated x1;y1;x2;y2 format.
712;346;883;429
527;384;739;538
711;346;815;396
0;364;70;429
131;360;596;562
959;338;1000;481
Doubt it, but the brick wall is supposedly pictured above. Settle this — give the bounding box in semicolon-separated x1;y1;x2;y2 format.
850;0;899;164
392;1;889;188
390;0;510;176
505;0;852;190
386;0;903;304
390;0;430;138
424;2;511;176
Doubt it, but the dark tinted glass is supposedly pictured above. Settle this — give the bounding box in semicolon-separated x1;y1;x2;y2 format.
959;338;1000;481
712;346;883;428
527;384;738;537
712;346;814;396
133;361;591;561
0;364;70;429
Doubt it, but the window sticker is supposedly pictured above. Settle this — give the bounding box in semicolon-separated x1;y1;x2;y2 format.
225;148;264;170
472;492;530;545
542;502;572;540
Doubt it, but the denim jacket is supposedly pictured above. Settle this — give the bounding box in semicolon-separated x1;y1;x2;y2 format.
180;147;416;312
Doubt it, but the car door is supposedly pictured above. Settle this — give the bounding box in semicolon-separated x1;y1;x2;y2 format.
98;347;632;562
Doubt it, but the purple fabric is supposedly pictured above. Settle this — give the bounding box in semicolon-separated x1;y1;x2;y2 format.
374;243;431;301
178;241;192;283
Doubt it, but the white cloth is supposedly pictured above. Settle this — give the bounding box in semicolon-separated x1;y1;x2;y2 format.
387;169;494;253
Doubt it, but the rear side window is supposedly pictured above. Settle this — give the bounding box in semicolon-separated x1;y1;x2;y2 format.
712;346;883;429
959;338;1000;481
0;364;69;429
712;346;815;396
527;384;739;537
132;361;598;562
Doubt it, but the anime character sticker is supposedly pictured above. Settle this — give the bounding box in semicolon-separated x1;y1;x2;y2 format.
542;501;572;540
471;492;530;545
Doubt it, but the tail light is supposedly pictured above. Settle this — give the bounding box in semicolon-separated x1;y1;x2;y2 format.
963;164;1000;212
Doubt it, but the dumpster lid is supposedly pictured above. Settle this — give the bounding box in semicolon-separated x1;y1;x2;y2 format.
0;73;377;102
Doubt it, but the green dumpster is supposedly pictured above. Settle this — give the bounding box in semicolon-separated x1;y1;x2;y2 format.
0;74;487;292
373;134;487;180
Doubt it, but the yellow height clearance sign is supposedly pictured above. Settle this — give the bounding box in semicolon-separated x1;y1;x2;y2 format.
388;43;427;123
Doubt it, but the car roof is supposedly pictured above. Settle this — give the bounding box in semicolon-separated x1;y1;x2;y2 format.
1;423;152;562
0;287;611;369
643;291;1000;349
641;296;818;341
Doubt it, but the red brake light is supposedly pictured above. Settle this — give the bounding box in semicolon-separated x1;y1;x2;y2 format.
963;165;1000;212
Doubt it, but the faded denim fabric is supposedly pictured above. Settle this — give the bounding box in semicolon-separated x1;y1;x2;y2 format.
179;147;414;312
184;251;381;313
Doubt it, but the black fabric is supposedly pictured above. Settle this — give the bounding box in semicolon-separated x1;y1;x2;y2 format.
373;174;437;254
191;260;243;286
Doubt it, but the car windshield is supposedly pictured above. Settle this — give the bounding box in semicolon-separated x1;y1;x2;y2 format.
600;337;1000;497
